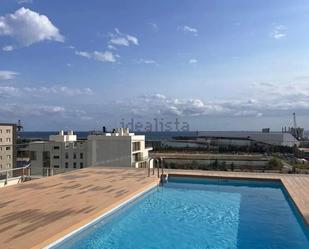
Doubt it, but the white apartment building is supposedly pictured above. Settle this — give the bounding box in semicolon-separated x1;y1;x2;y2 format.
0;123;16;177
29;128;152;176
87;128;152;168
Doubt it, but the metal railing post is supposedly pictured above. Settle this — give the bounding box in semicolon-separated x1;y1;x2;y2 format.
22;167;24;182
161;159;164;176
157;159;160;178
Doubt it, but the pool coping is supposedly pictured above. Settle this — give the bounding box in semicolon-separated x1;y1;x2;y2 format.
34;181;159;249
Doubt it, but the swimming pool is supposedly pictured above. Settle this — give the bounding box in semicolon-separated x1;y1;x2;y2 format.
49;176;309;249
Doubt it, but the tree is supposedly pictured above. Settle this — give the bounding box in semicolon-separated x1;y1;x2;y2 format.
231;162;235;171
268;157;283;170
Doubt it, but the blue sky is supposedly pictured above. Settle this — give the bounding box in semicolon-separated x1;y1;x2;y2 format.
0;0;309;131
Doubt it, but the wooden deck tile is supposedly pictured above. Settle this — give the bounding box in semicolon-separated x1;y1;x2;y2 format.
0;167;158;249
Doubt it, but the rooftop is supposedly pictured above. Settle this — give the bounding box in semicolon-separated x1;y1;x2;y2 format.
1;168;309;249
299;148;309;153
0;167;158;249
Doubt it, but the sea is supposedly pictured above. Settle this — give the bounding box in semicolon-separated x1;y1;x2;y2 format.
20;130;309;141
20;131;198;141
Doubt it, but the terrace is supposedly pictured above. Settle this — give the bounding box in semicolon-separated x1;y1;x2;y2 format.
0;167;309;248
0;167;158;249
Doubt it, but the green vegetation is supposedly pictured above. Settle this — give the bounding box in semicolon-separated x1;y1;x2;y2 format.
291;163;309;170
267;157;283;170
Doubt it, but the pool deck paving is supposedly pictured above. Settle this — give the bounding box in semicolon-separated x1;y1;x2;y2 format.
0;167;309;248
0;167;159;249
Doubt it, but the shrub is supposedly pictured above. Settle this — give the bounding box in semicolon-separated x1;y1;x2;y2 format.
268;157;283;170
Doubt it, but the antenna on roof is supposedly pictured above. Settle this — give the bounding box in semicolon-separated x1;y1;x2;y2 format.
17;120;23;132
16;120;23;139
293;112;297;129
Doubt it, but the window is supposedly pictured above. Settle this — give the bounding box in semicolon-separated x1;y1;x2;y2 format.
6;155;11;159
133;142;141;151
53;155;60;159
73;162;77;168
80;153;83;159
0;129;2;133
6;129;10;134
6;147;10;151
54;165;60;168
0;156;2;160
0;138;2;142
6;138;11;142
65;152;69;159
65;162;68;168
54;146;60;150
30;151;37;160
7;163;11;168
80;162;83;168
73;153;76;159
133;153;139;162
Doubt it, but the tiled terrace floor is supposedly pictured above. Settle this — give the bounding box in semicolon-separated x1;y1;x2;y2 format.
0;167;158;249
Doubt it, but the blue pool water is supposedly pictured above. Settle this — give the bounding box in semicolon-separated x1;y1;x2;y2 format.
53;177;309;249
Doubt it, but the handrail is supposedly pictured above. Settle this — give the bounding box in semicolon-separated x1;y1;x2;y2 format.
146;157;156;177
0;163;31;174
0;163;31;186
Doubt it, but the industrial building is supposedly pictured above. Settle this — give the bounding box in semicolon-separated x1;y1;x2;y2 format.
29;128;153;176
196;131;300;147
148;130;300;151
0;123;16;177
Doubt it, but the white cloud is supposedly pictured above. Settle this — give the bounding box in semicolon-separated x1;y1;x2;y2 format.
0;86;20;97
75;51;91;59
18;0;33;4
36;105;65;114
179;25;198;35
136;59;157;65
107;44;117;50
75;50;116;63
110;37;130;46
0;85;94;97
189;59;198;64
109;28;139;47
270;25;286;40
0;103;65;117
126;35;138;45
0;70;19;80
23;86;94;96
2;45;14;51
0;7;64;50
149;23;159;31
121;94;228;117
234;110;263;117
119;81;309;118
